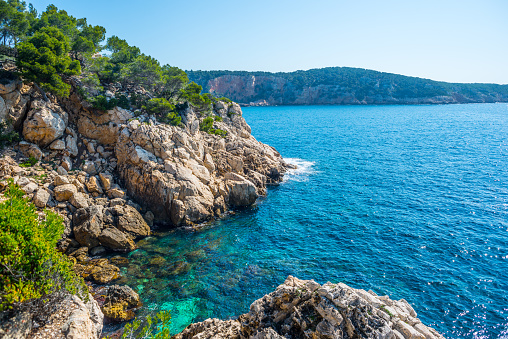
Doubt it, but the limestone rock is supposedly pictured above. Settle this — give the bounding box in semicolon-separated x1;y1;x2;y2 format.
99;172;112;191
83;161;98;175
226;175;258;206
101;285;140;322
33;188;51;208
103;205;150;239
86;176;103;194
66;134;79;157
18;141;43;160
175;276;444;339
70;192;89;209
54;174;70;186
98;227;136;252
49;139;65;150
22;100;68;148
21;181;38;194
54;183;77;201
73;205;104;248
0;77;21;94
61;156;72;171
57;165;68;176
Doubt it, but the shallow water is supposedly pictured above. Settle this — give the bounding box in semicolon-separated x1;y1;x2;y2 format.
115;103;508;338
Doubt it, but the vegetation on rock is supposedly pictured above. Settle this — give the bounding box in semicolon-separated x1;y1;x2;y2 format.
199;116;227;137
0;180;86;311
0;0;231;126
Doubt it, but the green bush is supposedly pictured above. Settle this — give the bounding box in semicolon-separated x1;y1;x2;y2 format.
90;94;130;111
199;117;227;138
112;311;172;339
20;156;38;168
143;98;181;126
0;181;86;311
0;122;20;149
199;116;214;133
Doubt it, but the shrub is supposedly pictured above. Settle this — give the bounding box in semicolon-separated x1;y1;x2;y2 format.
199;117;214;133
0;122;20;149
211;128;227;137
143;98;181;126
113;311;172;339
90;94;130;111
90;95;116;111
20;156;38;168
0;181;86;311
199;117;227;138
217;97;232;103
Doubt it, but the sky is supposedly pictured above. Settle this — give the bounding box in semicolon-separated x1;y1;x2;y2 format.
28;0;508;84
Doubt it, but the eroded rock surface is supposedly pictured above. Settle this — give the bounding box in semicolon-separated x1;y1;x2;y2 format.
176;276;444;339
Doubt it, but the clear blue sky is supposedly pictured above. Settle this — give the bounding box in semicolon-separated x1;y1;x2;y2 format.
29;0;507;84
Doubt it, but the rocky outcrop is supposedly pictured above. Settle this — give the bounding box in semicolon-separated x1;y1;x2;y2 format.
68;97;288;226
176;276;444;339
97;285;141;322
0;292;103;339
22;100;68;148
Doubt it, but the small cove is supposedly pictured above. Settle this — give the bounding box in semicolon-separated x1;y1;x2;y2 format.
111;103;508;338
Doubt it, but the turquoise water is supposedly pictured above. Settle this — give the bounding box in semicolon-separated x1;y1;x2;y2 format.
116;104;508;338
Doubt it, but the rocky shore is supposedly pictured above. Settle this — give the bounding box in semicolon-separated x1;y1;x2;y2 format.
0;73;288;338
176;276;444;339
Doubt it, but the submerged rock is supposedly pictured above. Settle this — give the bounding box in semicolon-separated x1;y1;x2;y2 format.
175;276;444;339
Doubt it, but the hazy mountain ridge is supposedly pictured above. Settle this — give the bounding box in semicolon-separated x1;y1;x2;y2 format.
188;67;508;106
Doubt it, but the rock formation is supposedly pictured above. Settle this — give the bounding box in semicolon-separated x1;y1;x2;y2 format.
176;276;444;339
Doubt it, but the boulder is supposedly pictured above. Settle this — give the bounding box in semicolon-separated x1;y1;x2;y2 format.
104;205;150;239
66;134;79;157
61;156;72;171
73;205;104;248
54;183;77;201
18;141;43;160
98;172;112;191
101;285;140;322
49;139;65;150
62;294;103;339
21;181;38;194
86;176;103;194
0;77;21;95
22;100;68;148
226;175;258;206
33;189;51;208
70;192;89;209
54;174;70;186
98;227;136;252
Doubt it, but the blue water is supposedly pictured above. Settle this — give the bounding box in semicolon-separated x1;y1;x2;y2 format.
117;104;508;338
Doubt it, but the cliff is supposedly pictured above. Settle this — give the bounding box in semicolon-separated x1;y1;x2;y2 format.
176;276;444;339
187;67;508;106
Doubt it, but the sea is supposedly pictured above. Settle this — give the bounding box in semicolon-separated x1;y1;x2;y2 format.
112;103;508;338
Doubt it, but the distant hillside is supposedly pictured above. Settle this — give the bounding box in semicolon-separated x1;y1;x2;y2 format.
187;67;508;106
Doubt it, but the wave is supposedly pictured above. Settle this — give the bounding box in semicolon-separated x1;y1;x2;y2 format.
283;158;316;182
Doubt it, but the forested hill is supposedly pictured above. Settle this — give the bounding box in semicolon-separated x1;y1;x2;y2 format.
187;67;508;106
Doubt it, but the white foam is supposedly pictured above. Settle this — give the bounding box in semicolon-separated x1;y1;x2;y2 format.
283;158;316;182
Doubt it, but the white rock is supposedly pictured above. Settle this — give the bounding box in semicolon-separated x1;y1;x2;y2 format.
49;139;65;150
33;189;51;208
